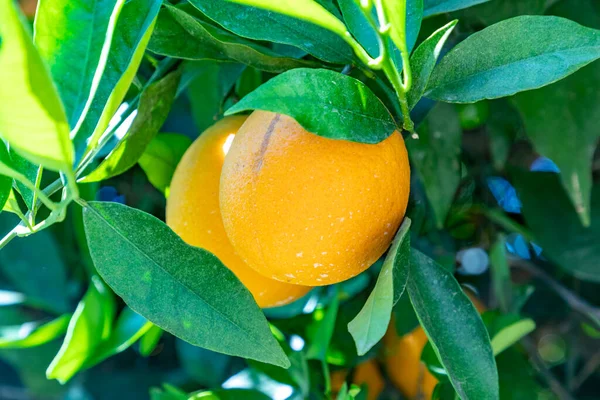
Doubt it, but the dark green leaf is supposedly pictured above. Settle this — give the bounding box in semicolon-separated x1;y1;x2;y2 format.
406;103;461;228
408;20;457;109
148;5;316;73
82;69;181;182
226;68;397;144
0;0;73;172
348;218;411;356
74;0;162;156
189;0;353;64
185;61;245;131
139;133;192;195
0;221;69;313
139;324;163;356
408;249;499;400
46;277;115;383
0;314;70;349
176;339;237;387
82;201;289;367
236;68;263;99
460;0;546;26
486;99;521;171
424;0;489;17
34;0;121;128
306;287;339;361
393;289;419;336
85;307;153;368
512;62;600;226
426;16;600;103
8;148;41;211
511;170;600;283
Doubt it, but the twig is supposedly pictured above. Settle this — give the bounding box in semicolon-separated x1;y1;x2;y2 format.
570;350;600;391
510;258;600;329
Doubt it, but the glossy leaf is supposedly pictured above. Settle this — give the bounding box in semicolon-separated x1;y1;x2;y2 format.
306;287;339;361
226;68;397;143
47;277;115;383
512;171;600;283
423;0;489;16
85;307;153;368
406;103;461;228
0;222;69;314
0;314;70;349
8;149;42;211
139;133;192;196
185;61;245;131
426;16;600;103
408;20;457;109
348;218;411;355
76;0;162;157
82;69;181;182
512;62;600;226
0;143;14;211
82;201;289;368
0;0;73;172
139;325;163;356
408;249;499;400
148;5;316;73
189;0;353;64
381;0;423;56
34;0;123;128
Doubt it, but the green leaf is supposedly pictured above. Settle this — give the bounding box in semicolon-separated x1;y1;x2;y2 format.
236;68;263;99
460;0;546;26
423;0;489;17
426;16;600;103
512;62;600;226
486;99;521;171
406;103;461;228
75;0;162;156
408;249;499;400
0;222;69;313
46;277;115;383
489;235;512;313
148;5;316;73
8;148;42;211
306;287;339;361
393;289;419;336
0;314;70;349
408;20;457;109
82;69;181;182
0;0;73;172
185;61;245;131
34;0;123;128
85;307;153;368
381;0;423;55
176;340;236;387
489;316;535;356
139;133;192;196
189;0;353;64
348;218;411;356
82;201;290;368
188;389;271;400
139;324;163;356
227;0;349;38
511;170;600;283
0;144;14;211
226;68;397;144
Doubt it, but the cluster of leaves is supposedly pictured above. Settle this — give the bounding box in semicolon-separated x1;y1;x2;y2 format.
0;0;599;399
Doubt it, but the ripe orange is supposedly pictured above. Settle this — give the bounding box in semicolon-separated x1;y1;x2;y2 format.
383;291;486;399
166;116;311;308
331;359;385;400
220;111;410;286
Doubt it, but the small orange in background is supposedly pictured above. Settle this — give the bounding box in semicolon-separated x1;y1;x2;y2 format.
383;290;487;399
167;116;311;308
220;111;410;286
331;359;385;400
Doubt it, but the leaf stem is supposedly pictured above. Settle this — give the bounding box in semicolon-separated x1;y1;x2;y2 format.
382;56;414;132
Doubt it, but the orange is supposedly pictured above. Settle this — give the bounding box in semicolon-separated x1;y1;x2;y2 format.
383;291;486;399
166;116;311;308
220;111;410;286
331;359;385;400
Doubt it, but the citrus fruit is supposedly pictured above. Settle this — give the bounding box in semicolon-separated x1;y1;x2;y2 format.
383;291;486;399
166;116;311;308
457;101;489;130
331;359;385;400
220;111;410;286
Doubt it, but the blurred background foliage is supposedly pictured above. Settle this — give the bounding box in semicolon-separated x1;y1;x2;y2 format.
1;0;599;399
